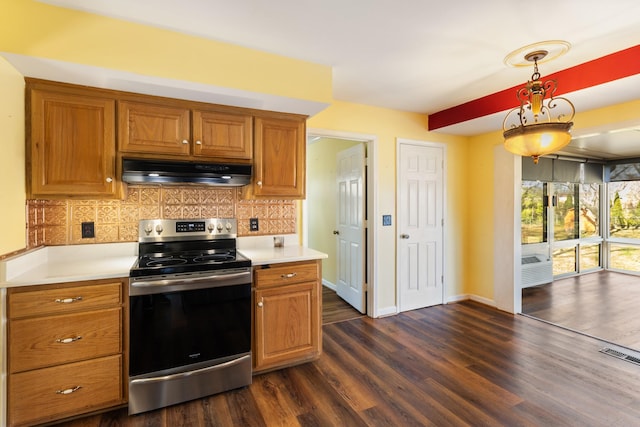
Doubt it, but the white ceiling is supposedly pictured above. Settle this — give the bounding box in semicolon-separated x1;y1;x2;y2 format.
32;0;640;157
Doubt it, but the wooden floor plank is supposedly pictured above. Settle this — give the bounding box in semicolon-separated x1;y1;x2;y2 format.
523;270;640;350
55;300;640;426
322;286;365;324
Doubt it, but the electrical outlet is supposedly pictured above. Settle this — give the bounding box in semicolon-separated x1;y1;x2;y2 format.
81;221;95;238
249;218;259;231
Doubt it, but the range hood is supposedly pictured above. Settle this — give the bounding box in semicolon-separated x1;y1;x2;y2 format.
122;158;252;186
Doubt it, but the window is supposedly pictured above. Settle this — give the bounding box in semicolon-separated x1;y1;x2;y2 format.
579;184;600;238
608;181;640;239
553;183;578;242
521;181;546;244
609;244;640;273
580;243;601;272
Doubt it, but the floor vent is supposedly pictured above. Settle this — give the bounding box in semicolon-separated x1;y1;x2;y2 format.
600;347;640;366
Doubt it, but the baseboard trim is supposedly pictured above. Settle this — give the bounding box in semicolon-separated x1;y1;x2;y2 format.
322;279;336;291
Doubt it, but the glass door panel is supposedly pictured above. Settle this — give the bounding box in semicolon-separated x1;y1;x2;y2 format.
553;246;577;276
521;181;547;244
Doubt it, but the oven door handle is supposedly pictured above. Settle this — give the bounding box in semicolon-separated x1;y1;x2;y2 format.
130;354;251;385
130;270;251;295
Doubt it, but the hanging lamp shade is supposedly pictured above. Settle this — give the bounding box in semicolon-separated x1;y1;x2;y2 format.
502;50;575;164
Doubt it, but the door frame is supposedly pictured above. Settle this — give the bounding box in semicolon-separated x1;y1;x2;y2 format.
395;138;446;311
304;128;378;317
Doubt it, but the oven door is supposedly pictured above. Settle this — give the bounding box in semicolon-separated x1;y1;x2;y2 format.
128;268;251;414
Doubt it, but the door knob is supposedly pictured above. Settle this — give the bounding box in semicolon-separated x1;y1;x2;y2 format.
333;230;340;235
400;234;410;239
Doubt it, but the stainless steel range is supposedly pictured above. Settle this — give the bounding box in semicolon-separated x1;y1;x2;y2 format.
128;218;252;415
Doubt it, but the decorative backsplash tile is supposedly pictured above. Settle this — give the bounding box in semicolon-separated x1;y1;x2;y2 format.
26;185;297;247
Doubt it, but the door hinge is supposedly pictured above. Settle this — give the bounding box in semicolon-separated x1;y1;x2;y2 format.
441;218;444;227
441;275;444;284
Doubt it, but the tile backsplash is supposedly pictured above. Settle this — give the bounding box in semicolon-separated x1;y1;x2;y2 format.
26;185;297;248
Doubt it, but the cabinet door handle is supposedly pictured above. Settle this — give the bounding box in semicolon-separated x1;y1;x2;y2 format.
281;273;297;279
55;336;82;344
56;386;82;395
257;301;263;308
195;140;202;145
257;181;263;187
182;139;189;144
400;234;410;239
54;297;83;304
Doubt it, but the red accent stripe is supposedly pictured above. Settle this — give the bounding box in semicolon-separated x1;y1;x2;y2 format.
428;44;640;131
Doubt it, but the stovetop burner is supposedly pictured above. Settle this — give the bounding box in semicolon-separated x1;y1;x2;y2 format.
191;253;236;263
145;257;188;267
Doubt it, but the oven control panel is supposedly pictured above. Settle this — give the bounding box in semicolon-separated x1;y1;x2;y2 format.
139;218;237;241
176;221;206;232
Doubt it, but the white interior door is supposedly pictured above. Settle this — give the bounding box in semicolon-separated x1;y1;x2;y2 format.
398;142;444;311
336;143;366;313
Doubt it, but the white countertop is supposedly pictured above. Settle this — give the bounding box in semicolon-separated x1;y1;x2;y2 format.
239;246;327;266
0;236;327;287
237;234;327;265
0;243;138;287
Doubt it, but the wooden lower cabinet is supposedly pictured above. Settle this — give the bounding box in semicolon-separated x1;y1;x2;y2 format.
9;355;123;427
253;260;322;373
7;278;126;427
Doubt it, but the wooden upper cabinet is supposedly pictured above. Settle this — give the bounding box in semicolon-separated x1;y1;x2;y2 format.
193;110;253;159
27;82;118;198
119;100;252;161
118;101;191;156
250;115;306;199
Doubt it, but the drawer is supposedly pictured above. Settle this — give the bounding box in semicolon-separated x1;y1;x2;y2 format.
254;261;319;288
9;354;123;427
9;307;122;373
8;281;122;318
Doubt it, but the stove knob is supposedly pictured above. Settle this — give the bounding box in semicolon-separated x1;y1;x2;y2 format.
207;223;215;233
155;224;163;234
217;223;223;232
144;224;153;235
225;222;233;232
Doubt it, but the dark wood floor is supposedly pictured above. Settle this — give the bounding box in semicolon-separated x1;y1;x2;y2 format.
322;285;365;324
522;270;640;350
56;300;640;426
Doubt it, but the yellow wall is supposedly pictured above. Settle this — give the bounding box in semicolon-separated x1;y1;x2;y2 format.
0;0;332;104
308;102;469;309
0;57;25;255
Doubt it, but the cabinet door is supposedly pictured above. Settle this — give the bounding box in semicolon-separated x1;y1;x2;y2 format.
253;116;306;198
254;281;319;371
29;89;117;198
193;110;252;160
118;101;191;156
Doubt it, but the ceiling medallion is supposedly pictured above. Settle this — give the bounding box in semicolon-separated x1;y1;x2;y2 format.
502;44;575;164
503;40;571;68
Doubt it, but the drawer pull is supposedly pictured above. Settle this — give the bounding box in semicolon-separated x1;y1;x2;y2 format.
54;296;83;304
281;273;297;279
55;336;83;344
56;386;82;395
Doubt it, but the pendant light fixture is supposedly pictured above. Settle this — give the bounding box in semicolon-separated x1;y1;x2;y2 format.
502;49;575;164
